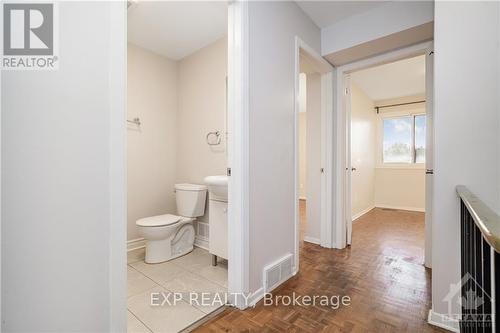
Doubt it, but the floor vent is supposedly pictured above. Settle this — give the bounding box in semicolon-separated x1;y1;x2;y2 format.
263;253;294;293
194;221;210;250
196;221;209;239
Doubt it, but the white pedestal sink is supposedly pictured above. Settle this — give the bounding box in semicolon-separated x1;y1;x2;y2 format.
203;175;228;202
203;175;228;265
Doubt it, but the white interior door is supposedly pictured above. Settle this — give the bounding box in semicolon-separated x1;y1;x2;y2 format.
305;73;322;245
424;45;434;268
344;75;353;245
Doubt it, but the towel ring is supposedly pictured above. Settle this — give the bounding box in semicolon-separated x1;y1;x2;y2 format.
206;131;221;146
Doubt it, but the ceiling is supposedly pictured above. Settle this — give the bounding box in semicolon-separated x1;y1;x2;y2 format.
127;1;388;60
127;1;227;60
296;1;388;28
350;55;426;101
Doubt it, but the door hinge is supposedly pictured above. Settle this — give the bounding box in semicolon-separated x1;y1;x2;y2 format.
426;169;434;175
227;167;232;176
344;88;349;95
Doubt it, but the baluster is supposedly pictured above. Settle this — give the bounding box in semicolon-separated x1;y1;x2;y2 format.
456;186;500;333
483;238;492;333
461;201;466;332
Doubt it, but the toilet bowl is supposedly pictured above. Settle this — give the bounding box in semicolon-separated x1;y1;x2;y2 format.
136;183;207;264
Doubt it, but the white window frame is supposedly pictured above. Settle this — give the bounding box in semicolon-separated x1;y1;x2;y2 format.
377;110;426;169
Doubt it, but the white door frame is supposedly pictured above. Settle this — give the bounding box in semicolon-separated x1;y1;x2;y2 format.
227;1;250;309
293;37;334;272
333;41;434;254
343;74;352;246
424;43;434;268
0;12;2;333
109;1;127;332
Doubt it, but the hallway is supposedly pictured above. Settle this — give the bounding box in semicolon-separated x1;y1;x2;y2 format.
196;208;444;332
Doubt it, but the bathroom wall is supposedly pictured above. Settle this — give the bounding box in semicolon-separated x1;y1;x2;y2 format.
127;39;227;241
127;44;178;241
177;37;228;186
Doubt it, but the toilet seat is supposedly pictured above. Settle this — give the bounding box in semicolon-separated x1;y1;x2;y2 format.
136;214;182;227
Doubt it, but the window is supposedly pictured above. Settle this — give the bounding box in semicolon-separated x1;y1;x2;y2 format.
414;115;426;163
383;115;426;164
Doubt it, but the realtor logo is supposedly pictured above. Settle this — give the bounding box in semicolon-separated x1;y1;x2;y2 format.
443;273;493;327
4;3;53;55
2;2;58;69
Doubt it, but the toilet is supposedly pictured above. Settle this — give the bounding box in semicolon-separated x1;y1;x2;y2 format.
136;183;207;264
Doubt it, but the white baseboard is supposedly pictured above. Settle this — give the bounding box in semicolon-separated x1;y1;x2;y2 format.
127;238;146;252
247;261;295;308
229;286;265;309
128;236;209;253
427;310;459;332
375;204;425;212
303;236;320;245
352;206;375;221
194;236;209;251
247;287;265;307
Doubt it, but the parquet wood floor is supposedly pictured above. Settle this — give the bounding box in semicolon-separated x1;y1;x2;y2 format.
194;204;445;333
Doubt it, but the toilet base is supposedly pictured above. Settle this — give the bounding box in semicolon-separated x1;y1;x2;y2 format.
145;244;194;264
144;223;195;264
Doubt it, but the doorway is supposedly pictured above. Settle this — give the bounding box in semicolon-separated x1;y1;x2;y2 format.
335;42;433;267
126;2;231;331
294;38;334;271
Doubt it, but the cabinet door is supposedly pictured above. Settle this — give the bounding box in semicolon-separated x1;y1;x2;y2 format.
209;200;228;259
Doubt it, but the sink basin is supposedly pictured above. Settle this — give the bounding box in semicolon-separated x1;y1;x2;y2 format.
204;175;228;202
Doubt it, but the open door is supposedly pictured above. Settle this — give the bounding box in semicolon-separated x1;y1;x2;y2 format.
424;44;434;268
344;75;353;245
337;42;433;251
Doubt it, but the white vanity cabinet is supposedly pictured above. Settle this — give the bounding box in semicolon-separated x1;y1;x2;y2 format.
203;175;229;265
208;199;228;260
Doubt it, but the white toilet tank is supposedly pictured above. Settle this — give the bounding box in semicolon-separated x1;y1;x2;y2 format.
175;183;208;217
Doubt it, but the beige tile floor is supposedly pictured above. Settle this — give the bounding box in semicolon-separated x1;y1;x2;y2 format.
127;247;228;333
